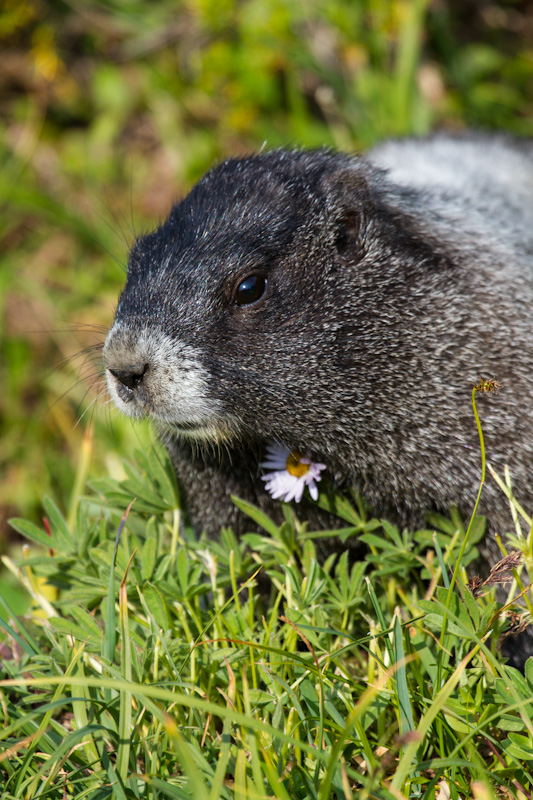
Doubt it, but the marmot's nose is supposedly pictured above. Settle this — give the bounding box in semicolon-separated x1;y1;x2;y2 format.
109;364;149;390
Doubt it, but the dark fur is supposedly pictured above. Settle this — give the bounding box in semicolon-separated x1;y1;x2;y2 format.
104;134;533;570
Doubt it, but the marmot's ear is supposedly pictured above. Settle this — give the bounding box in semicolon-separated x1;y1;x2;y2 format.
333;207;361;255
321;166;371;256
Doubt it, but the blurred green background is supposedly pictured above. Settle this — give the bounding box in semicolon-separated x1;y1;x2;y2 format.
2;0;533;548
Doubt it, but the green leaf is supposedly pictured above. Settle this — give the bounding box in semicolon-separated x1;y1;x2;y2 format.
0;615;38;657
141;582;170;630
359;533;397;551
506;732;533;760
146;445;180;508
141;532;157;582
498;714;531;732
9;517;61;550
42;496;74;553
462;586;481;629
393;613;415;734
423;613;468;638
424;512;461;536
381;520;404;547
231;496;281;536
49;617;101;647
176;548;190;597
70;606;104;642
138;777;193;799
526;656;533;689
314;487;363;526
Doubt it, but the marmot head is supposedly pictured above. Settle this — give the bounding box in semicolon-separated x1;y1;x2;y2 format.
104;149;375;453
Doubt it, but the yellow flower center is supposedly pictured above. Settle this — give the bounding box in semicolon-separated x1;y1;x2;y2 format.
286;451;310;478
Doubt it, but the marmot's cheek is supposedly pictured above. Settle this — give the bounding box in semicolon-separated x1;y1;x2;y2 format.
103;324;220;428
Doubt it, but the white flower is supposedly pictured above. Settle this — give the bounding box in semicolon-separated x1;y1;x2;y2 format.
260;443;326;503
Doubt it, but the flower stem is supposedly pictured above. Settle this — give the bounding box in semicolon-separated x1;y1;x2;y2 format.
447;384;485;597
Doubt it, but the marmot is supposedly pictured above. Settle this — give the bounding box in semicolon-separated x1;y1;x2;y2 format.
103;132;533;567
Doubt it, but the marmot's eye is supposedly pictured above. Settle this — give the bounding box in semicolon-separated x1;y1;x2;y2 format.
235;274;267;306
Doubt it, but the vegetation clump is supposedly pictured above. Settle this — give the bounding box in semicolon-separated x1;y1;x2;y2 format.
2;433;533;797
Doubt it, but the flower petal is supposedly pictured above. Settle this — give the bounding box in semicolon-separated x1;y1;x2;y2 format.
261;442;326;504
293;481;305;503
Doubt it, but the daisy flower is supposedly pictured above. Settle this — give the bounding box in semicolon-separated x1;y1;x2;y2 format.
260;443;326;503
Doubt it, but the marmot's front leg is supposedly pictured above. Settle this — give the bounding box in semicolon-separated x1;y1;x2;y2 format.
163;436;276;536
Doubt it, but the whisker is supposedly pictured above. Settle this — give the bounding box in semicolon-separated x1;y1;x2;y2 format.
88;191;133;261
46;369;107;415
43;323;109;335
130;160;137;242
74;386;111;429
45;343;104;381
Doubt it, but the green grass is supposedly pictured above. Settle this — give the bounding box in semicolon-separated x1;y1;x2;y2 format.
2;438;533;798
3;0;533;796
3;0;533;527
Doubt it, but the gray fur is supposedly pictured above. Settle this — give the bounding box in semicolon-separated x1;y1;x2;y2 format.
103;132;533;564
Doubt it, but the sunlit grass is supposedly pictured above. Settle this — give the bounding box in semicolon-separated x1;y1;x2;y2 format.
1;435;533;797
